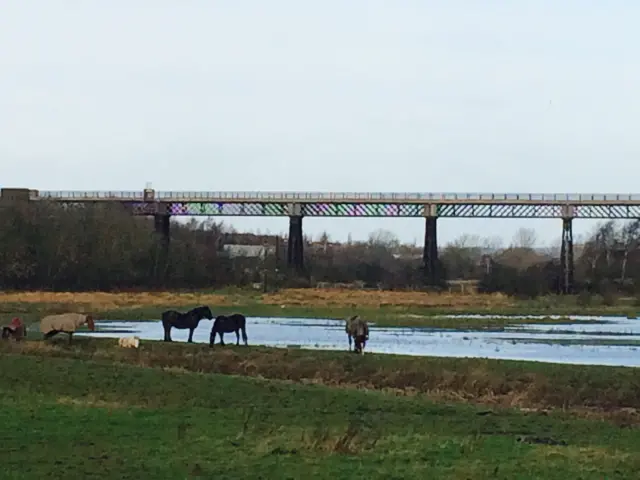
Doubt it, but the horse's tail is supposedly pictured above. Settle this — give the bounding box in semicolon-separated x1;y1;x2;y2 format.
239;315;248;343
354;318;367;337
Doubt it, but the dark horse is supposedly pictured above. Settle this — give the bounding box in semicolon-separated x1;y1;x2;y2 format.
161;306;213;343
346;315;369;354
209;314;248;347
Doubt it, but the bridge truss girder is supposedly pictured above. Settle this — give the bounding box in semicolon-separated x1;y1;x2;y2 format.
117;201;640;219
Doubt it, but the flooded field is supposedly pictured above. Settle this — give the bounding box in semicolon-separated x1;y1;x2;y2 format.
78;314;640;367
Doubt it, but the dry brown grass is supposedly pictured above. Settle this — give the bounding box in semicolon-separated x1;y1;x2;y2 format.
253;424;381;456
0;291;233;310
0;288;514;313
56;395;133;410
261;288;513;308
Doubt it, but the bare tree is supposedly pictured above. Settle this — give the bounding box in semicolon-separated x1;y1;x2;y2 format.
620;220;640;283
512;227;537;249
368;229;400;249
481;236;504;254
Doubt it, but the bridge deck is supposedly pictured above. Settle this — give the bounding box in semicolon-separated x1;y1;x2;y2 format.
29;191;640;205
2;189;638;217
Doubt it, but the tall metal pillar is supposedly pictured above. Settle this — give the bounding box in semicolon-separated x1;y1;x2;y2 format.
287;215;304;272
423;215;440;286
154;213;171;246
154;213;171;282
560;208;575;294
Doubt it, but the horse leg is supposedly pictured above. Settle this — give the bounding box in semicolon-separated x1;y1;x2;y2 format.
348;334;352;351
43;330;59;340
163;323;172;342
219;332;225;346
188;328;194;343
209;330;216;348
241;326;248;346
235;329;240;346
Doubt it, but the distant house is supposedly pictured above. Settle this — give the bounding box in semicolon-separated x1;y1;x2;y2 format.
392;252;422;261
222;244;275;259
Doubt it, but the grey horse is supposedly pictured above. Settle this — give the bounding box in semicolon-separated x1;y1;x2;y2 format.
345;315;369;354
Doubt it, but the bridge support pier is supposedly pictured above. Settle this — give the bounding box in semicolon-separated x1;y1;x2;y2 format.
423;216;441;286
153;214;171;282
287;215;304;272
560;217;574;294
154;213;171;245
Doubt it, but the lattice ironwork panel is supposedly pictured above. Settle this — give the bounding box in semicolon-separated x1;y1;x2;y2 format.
574;205;640;219
301;203;422;216
166;202;287;216
437;204;563;218
126;201;640;218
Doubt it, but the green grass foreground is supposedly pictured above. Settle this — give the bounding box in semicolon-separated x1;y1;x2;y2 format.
4;337;640;413
1;350;640;479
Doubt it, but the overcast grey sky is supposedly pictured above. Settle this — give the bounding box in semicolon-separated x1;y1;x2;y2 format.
1;1;638;246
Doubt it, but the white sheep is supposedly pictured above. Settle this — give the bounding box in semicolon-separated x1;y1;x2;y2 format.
118;336;140;348
40;313;95;344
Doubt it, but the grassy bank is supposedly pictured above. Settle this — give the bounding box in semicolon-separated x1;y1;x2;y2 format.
4;337;640;417
2;351;640;479
1;289;637;329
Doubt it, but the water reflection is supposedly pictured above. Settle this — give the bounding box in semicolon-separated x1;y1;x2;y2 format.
77;315;640;368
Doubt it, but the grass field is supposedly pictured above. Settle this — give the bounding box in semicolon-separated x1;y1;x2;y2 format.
3;289;639;477
1;342;640;479
0;288;636;330
4;337;640;417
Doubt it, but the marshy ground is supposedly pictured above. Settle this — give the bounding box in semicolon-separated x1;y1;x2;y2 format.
2;289;640;478
2;338;640;479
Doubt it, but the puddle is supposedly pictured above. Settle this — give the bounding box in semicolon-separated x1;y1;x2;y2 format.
77;315;640;368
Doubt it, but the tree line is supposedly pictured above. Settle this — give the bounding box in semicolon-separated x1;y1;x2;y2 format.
1;201;639;296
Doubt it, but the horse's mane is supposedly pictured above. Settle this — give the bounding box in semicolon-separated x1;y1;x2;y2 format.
189;305;209;314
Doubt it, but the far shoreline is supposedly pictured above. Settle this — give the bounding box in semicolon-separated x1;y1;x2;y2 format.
1;287;637;329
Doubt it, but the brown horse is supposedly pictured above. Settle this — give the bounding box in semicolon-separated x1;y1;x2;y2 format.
345;315;369;354
1;317;27;341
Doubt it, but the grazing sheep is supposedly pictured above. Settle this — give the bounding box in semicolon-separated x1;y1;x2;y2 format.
1;317;27;341
118;336;140;348
40;313;95;344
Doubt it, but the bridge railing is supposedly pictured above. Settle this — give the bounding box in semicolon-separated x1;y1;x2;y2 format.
34;191;640;202
38;191;144;199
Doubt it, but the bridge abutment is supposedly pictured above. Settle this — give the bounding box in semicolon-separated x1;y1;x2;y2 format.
0;188;32;209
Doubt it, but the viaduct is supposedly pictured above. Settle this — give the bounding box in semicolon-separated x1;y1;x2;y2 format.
3;187;640;293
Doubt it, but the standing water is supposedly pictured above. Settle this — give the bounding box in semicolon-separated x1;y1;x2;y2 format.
77;314;640;367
